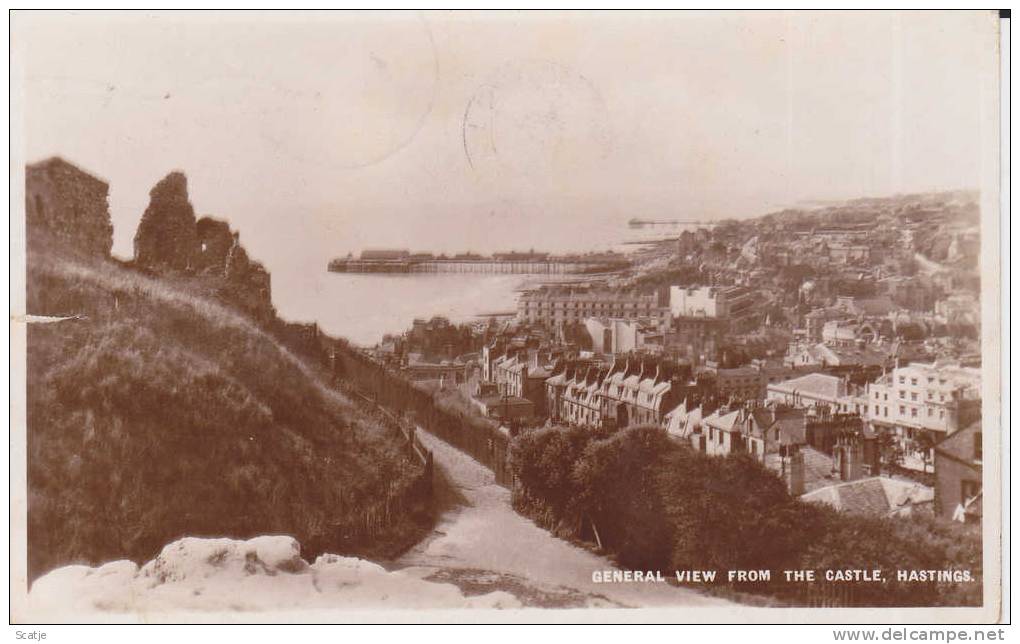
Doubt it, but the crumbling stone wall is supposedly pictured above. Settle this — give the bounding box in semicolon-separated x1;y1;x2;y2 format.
134;172;198;272
195;217;234;274
132;172;275;323
222;238;275;323
25;157;113;257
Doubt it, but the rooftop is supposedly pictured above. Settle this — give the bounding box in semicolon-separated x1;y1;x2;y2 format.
520;288;658;303
801;477;934;516
769;372;846;400
703;408;742;432
765;447;837;493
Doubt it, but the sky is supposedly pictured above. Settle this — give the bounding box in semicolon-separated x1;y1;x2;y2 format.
14;10;999;273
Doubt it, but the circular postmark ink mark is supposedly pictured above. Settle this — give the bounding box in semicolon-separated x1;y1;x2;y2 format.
462;59;613;179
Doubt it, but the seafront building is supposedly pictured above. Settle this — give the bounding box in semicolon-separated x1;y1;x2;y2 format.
517;287;670;331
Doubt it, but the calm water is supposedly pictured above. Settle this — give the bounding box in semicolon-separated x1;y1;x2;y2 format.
267;225;688;346
271;269;527;346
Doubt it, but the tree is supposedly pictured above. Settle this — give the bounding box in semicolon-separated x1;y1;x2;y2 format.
509;426;591;521
570;426;674;568
914;431;937;473
654;448;823;573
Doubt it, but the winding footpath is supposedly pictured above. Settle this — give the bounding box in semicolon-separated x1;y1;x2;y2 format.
395;429;730;608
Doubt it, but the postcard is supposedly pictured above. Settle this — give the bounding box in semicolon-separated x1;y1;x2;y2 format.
8;9;1005;624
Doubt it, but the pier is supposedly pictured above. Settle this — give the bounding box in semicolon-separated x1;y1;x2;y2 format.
328;250;631;275
627;218;720;228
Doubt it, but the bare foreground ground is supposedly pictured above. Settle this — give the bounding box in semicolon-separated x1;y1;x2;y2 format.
22;428;726;622
394;430;729;609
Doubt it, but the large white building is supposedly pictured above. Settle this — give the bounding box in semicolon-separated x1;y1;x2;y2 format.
669;285;759;333
863;361;981;443
669;285;754;318
584;318;654;355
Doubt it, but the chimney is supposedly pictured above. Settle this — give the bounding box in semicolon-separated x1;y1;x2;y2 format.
834;432;865;482
862;434;881;476
783;446;806;496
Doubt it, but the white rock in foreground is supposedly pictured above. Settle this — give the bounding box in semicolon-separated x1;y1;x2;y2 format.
27;536;520;619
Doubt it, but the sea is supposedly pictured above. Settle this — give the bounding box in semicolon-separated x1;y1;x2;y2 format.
272;270;528;346
268;224;692;347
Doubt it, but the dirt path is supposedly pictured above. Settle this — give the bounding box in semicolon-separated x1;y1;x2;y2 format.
395;429;731;608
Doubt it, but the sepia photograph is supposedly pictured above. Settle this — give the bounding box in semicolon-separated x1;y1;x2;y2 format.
8;8;1006;626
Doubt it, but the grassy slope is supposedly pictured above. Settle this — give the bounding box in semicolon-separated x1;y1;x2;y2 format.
26;247;427;581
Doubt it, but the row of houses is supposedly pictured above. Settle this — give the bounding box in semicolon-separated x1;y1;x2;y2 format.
495;298;980;523
478;341;564;421
475;332;980;524
664;397;867;466
718;365;980;522
480;322;980;461
660;396;933;517
544;356;695;431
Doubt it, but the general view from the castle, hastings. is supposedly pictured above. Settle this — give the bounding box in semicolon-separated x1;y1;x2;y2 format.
12;10;1000;620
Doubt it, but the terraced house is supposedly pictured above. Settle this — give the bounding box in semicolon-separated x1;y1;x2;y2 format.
597;357;683;428
544;361;607;428
482;341;561;417
544;356;687;431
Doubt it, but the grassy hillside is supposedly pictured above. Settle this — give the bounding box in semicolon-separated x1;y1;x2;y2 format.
26;247;429;581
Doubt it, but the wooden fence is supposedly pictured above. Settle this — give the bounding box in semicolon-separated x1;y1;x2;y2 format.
344;383;434;474
334;346;513;488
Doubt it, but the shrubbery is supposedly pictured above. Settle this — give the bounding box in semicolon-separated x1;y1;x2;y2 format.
571;427;673;569
509;425;982;607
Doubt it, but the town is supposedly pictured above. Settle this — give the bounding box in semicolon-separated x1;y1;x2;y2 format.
22;156;985;609
369;190;983;525
15;8;999;621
